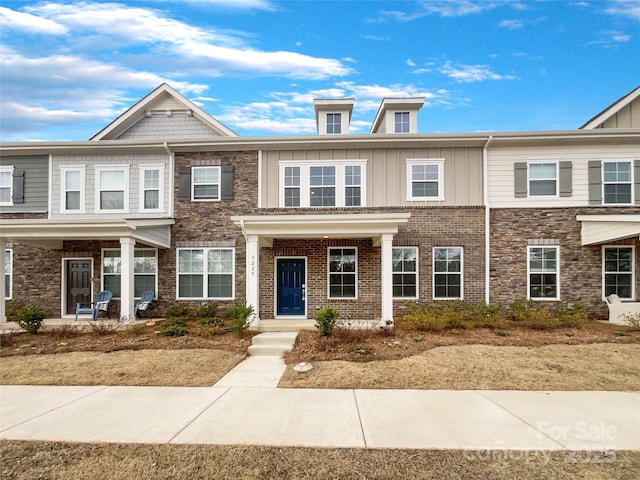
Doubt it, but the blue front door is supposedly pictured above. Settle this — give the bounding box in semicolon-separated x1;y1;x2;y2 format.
277;258;306;316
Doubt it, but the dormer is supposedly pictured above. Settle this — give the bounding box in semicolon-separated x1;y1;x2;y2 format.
314;98;355;135
370;97;425;134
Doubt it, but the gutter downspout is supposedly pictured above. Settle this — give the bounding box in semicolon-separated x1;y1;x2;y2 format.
163;142;174;221
483;135;494;304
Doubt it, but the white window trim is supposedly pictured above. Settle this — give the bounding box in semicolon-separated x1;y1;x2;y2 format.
327;246;358;300
406;159;445;201
326;112;342;134
95;165;130;213
139;164;164;212
392;246;419;300
176;247;235;300
279;160;367;208
101;248;158;299
527;245;560;301
432;246;464;300
191;165;221;202
0;165;14;206
60;166;86;213
602;159;633;206
4;248;12;300
527;159;559;198
394;111;410;133
602;245;635;300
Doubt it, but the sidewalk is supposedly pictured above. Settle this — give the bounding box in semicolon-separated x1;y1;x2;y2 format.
1;384;638;450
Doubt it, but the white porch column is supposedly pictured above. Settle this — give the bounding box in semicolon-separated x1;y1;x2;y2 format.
380;233;394;327
0;238;6;322
120;237;135;320
245;234;260;326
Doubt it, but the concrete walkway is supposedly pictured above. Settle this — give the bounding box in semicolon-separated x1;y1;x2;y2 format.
1;385;638;450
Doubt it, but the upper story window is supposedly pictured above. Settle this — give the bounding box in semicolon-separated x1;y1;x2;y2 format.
394;112;410;133
528;162;557;196
326;113;341;134
603;161;632;205
61;167;85;213
140;166;163;211
96;166;129;212
406;159;445;201
528;246;559;301
603;246;634;300
192;166;220;201
393;247;418;299
4;249;11;300
328;247;357;299
0;166;13;205
279;160;366;208
102;248;158;298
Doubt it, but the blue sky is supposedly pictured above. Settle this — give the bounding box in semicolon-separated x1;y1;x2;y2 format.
1;0;638;141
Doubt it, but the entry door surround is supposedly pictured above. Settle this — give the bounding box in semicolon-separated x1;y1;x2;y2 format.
276;257;307;317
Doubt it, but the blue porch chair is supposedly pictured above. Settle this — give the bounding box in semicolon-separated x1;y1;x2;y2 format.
75;290;113;321
134;291;155;319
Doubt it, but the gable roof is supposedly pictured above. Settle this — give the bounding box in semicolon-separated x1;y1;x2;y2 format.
90;83;237;140
580;85;640;129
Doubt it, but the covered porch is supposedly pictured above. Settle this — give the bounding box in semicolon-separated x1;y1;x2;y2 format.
0;218;174;322
231;213;412;327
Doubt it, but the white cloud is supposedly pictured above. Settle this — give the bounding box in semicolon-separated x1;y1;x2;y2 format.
0;6;67;34
379;0;502;21
439;61;518;82
606;0;640;21
499;19;523;29
406;59;417;67
586;30;633;47
186;0;277;10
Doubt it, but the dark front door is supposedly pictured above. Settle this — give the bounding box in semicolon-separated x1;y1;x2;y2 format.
277;258;306;316
66;259;92;314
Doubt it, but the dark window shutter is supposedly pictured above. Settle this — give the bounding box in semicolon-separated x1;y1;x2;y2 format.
12;169;25;203
514;162;527;198
178;167;191;201
588;160;602;205
559;161;572;197
221;165;234;200
635;160;640;205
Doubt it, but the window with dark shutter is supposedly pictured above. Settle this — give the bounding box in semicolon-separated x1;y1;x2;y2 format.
514;162;528;198
588;160;602;205
559;161;572;197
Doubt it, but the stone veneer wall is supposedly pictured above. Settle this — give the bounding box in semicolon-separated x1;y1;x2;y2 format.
490;206;640;319
258;206;486;321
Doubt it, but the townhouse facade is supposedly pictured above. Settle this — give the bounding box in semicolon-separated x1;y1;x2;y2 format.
1;84;638;326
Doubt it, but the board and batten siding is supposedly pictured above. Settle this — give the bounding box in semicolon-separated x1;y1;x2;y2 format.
487;144;640;208
0;155;49;213
50;154;171;219
261;147;483;208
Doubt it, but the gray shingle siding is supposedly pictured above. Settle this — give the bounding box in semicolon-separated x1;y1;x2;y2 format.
117;114;223;139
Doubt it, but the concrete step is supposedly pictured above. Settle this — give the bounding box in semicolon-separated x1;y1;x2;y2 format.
248;331;298;357
247;344;294;356
250;320;316;332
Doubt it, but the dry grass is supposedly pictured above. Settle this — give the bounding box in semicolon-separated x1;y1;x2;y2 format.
0;349;245;387
280;344;640;390
2;440;639;480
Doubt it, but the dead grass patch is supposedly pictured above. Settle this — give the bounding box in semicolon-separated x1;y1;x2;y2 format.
280;344;640;390
0;349;244;387
2;440;639;480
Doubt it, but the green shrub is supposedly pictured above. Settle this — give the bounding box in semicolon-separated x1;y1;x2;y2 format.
473;300;505;318
403;310;449;332
557;302;588;328
523;309;560;330
197;316;223;328
166;303;191;319
620;312;640;330
17;305;46;334
509;299;537;322
314;306;340;337
196;301;218;319
157;317;189;337
226;304;254;337
5;302;26;322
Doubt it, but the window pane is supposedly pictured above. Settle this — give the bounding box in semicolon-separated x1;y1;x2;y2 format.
284;167;300;187
284;188;300;207
193;168;219;183
134;251;157;274
179;250;204;273
144;170;159;189
134;275;155;297
604;184;631;204
100;170;124;189
208;249;233;273
144;190;159;209
412;182;438;198
66;191;80;210
0;172;10;187
103;251;121;274
101;191;124;209
208;274;233;298
194;184;219;199
179;274;203;297
530;180;556;196
529;164;556;180
66;171;80;189
310;187;335;206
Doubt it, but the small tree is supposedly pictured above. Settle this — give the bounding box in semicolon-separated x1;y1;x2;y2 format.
315;306;340;337
17;305;47;334
227;304;254;337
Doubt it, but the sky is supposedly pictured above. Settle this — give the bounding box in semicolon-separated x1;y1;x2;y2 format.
0;0;639;142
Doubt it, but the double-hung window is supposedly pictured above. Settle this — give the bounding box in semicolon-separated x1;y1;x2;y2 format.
326;113;341;134
0;166;13;205
528;246;559;300
406;159;445;201
192;166;220;201
328;247;357;299
393;247;418;298
528;162;557;196
279;161;366;207
61;167;84;212
177;248;234;299
603;161;632;204
96;166;128;211
4;249;11;300
433;247;463;299
140;166;163;211
394;112;410;133
603;246;634;299
102;249;158;298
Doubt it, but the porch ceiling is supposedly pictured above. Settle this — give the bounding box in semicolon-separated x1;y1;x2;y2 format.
0;218;175;249
576;214;640;246
231;213;411;247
